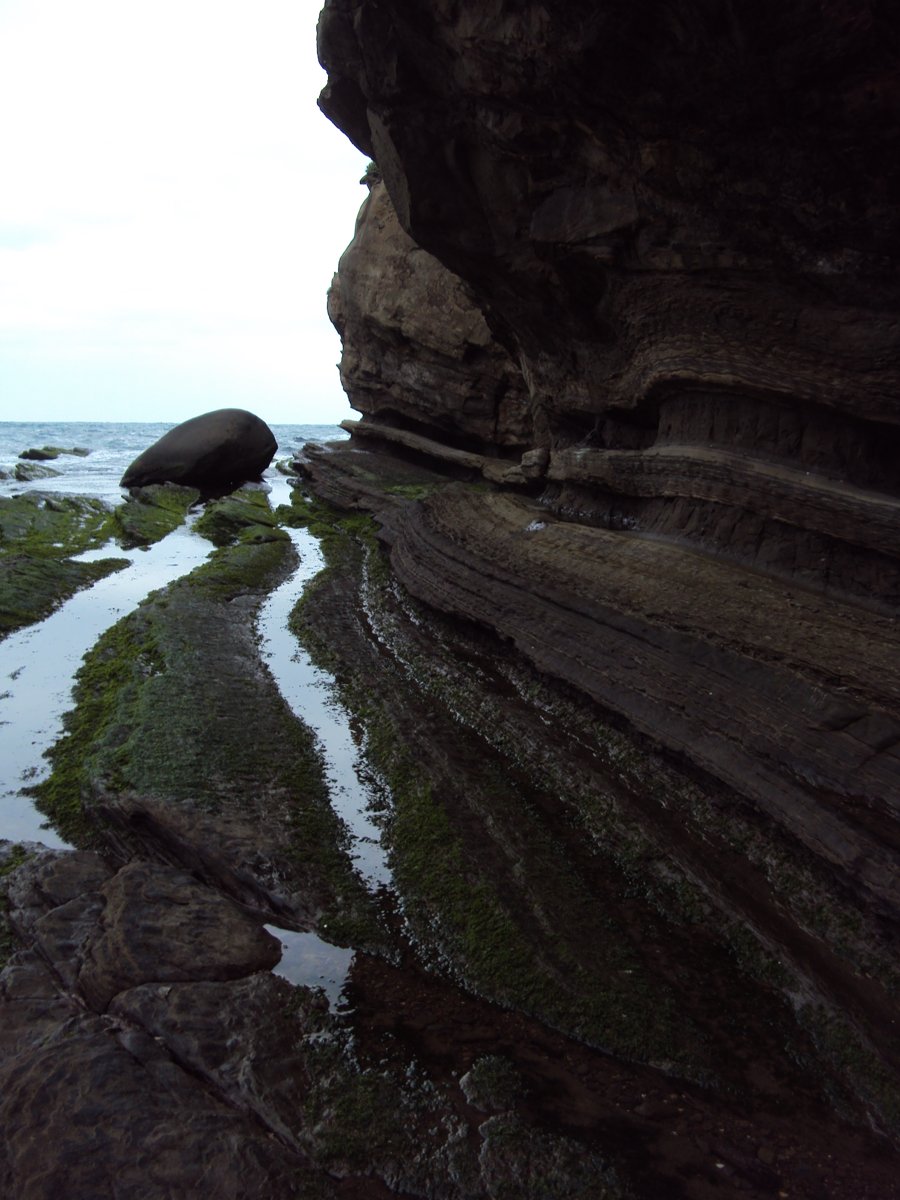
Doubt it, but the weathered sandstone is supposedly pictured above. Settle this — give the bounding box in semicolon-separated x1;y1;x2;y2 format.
329;176;530;451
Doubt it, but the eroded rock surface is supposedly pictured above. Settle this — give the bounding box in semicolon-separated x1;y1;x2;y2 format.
0;853;316;1200
76;861;281;1010
312;0;900;1176
4;4;900;1192
4;469;900;1197
319;0;900;575
329;177;530;451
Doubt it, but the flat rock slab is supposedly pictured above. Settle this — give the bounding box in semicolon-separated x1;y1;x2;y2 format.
111;973;324;1149
77;861;282;1010
0;851;324;1199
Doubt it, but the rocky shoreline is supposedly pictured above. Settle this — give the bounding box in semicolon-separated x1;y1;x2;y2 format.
2;1;900;1193
1;467;896;1197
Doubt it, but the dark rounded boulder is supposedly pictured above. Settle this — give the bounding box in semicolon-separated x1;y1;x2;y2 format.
120;409;277;493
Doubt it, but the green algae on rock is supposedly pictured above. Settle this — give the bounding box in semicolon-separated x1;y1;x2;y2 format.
0;493;112;553
194;487;280;546
459;1055;524;1113
110;483;200;549
284;493;717;1078
13;462;62;482
19;446;90;461
0;844;33;970
293;986;627;1199
33;514;384;949
0;555;130;640
283;469;900;1141
0;493;129;639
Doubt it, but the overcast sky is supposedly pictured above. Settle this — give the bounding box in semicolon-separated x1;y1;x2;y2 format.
0;0;368;425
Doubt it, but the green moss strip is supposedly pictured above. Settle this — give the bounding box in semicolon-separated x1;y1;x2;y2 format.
110;484;200;548
0;493;130;638
193;488;280;546
286;495;708;1073
33;519;383;948
0;845;33;968
0;555;130;640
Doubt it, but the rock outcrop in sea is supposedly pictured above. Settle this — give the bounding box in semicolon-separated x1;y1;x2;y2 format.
120;408;277;493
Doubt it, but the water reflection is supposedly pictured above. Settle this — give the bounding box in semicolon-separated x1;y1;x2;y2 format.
0;523;213;846
265;925;355;1008
257;526;391;889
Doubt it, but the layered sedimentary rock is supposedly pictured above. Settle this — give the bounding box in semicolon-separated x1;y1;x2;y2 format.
329;173;530;451
318;0;900;593
315;0;900;1148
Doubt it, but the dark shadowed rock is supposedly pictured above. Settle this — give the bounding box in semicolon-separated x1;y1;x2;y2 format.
315;0;900;1154
76;862;282;1011
120;408;277;492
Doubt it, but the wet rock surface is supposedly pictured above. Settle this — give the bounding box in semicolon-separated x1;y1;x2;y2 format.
0;493;129;638
2;473;900;1197
110;482;201;548
75;861;282;1010
13;461;62;482
3;2;900;1190
19;446;90;461
0;857;313;1200
32;513;380;946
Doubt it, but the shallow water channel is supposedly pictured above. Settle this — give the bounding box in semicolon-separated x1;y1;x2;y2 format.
1;491;387;1007
258;524;391;1004
258;526;390;891
0;522;213;847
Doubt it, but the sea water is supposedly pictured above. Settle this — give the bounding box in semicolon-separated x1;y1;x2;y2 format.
0;421;345;503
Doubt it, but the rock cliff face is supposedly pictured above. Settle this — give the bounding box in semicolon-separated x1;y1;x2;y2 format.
319;0;900;595
315;0;900;1152
329;172;531;451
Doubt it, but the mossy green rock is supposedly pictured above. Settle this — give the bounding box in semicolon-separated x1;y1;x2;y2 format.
289;500;710;1076
111;483;200;548
459;1056;523;1113
0;494;110;550
0;843;34;969
35;530;382;947
0;493;128;638
19;446;90;461
0;555;129;639
194;488;280;546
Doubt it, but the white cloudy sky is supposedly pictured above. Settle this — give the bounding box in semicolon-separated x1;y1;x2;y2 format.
0;0;368;425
